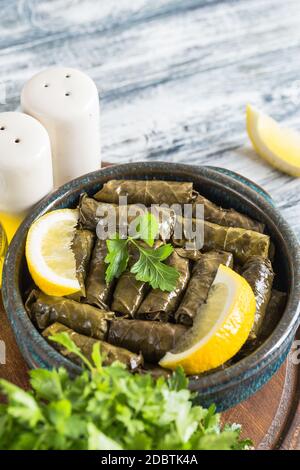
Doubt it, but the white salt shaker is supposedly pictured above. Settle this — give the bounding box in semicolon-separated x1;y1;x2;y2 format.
0;112;53;213
21;67;101;188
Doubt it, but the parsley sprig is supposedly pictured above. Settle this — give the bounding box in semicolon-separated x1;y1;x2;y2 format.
104;213;180;292
0;333;251;450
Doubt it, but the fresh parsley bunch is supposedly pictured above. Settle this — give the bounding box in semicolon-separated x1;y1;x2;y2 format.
105;213;180;292
0;332;251;450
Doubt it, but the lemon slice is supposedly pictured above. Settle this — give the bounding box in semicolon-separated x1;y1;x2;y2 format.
159;265;255;374
247;104;300;177
26;209;80;297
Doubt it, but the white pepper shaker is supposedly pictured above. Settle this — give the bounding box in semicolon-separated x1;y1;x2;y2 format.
21;67;101;188
0;112;53;214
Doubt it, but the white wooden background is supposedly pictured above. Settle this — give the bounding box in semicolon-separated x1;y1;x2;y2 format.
1;0;300;237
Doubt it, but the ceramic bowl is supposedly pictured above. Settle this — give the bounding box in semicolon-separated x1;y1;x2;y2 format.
2;162;300;411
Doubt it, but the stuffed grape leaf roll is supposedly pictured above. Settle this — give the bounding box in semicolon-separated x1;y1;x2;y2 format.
175;251;233;326
79;193;113;230
193;193;265;233
173;218;270;263
69;228;95;300
235;289;287;361
78;194;175;241
112;272;148;317
203;222;270;263
136;249;190;322
138;364;172;379
78;193;146;231
94;180;195;205
43;322;143;370
175;247;202;261
107;319;188;363
85;239;115;309
111;245;149;316
259;289;287;339
241;256;274;340
26;290;114;340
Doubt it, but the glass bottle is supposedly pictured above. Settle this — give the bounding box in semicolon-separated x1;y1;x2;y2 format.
0;222;8;285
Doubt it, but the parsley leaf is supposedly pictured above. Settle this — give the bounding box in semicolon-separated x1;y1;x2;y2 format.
104;214;179;291
167;367;188;391
104;234;129;284
133;213;159;247
0;381;44;427
0;333;251;450
130;243;179;291
87;423;122;450
29;369;65;402
91;342;103;371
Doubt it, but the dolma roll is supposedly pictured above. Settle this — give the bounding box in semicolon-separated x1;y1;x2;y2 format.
203;222;270;263
107;319;188;363
241;256;274;340
94;180;195;205
79;193;113;230
26;290;114;340
85;239;115;309
111;245;149;316
259;289;287;339
175;247;202;261
175;251;233;326
78;193;146;231
69;228;95;300
139;364;172;380
43;322;143;370
193;193;265;233
233;290;286;361
79;193;175;241
136;249;190;322
173;219;270;263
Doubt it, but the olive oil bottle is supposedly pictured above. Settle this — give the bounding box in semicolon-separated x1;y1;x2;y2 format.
0;213;23;285
0;222;8;284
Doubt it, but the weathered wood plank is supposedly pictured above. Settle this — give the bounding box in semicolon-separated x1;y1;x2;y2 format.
0;1;300;449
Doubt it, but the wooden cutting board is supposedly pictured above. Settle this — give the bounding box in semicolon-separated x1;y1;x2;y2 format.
0;297;299;449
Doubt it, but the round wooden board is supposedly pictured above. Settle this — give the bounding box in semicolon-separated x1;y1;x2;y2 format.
222;333;300;450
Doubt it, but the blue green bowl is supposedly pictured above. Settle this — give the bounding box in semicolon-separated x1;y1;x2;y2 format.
2;162;300;411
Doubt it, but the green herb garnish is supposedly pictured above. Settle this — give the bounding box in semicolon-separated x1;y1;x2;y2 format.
0;333;251;450
105;234;129;283
104;213;180;292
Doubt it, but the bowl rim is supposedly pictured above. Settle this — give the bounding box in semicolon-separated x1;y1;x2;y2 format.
2;161;300;391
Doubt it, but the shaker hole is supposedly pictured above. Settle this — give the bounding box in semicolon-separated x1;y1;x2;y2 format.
65;92;71;96
44;84;50;88
14;139;20;143
0;126;5;131
65;74;71;78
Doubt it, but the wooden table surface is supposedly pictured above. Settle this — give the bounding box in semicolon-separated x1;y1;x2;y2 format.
1;0;300;239
0;0;300;449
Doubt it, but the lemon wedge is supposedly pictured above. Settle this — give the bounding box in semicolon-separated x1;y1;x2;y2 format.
247;104;300;177
159;265;255;375
26;209;80;297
